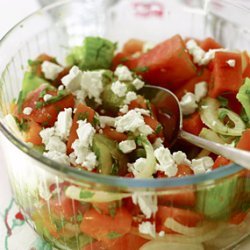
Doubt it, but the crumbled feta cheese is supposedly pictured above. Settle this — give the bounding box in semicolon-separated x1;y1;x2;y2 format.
81;71;104;104
172;151;191;165
186;40;206;65
186;40;227;65
61;66;82;92
119;105;129;114
43;151;70;165
226;59;236;67
194;81;208;102
154;147;178;177
99;116;116;128
45;136;67;153
138;124;153;135
119;140;136;153
40;127;55;144
23;107;33;115
158;231;165;237
41;61;63;81
180;92;198;115
58;85;64;91
76;120;95;147
128;158;147;178
134;108;150;116
153;138;164;149
132;78;145;90
55;108;72;140
114;65;133;81
124;91;137;104
139;222;156;238
132;193;158;219
43;94;53;102
111;80;127;97
115;110;145;133
191;156;214;174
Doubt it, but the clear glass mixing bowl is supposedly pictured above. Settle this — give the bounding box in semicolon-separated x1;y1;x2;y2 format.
1;0;250;249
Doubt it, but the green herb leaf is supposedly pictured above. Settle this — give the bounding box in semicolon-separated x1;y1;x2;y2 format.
35;101;43;109
93;115;100;127
77;112;89;121
109;206;117;218
134;66;149;73
217;96;228;108
155;124;163;134
111;158;119;176
14;117;29;132
79;190;95;199
76;213;83;222
107;231;122;239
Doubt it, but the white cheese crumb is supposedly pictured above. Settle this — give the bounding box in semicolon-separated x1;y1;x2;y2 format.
194;81;208;102
159;231;165;237
115;110;145;133
132;78;145;90
119;140;136;154
43;94;53;102
134;108;150;116
226;59;236;67
139;221;156;238
172;151;191;165
154;147;178;177
40;127;56;145
180;92;198;115
119;105;129;114
43;151;70;165
143;41;155;53
55;108;72;140
124;91;137;104
132;193;158;219
111;80;127;97
23;107;33;115
191;156;214;174
81;71;104;104
186;40;206;65
138;124;153;136
99;116;116;128
114;65;133;81
61;66;82;92
58;85;64;91
76;120;95;147
45;136;67;153
41;61;63;81
128;158;147;178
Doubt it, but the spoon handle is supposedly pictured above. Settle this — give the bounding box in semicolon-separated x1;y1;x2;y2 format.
179;130;250;170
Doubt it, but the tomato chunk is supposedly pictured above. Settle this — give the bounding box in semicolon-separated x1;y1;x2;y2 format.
183;112;203;136
126;35;197;89
80;208;132;243
208;52;243;98
24;120;43;145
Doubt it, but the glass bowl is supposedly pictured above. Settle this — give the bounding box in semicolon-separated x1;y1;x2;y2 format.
1;0;250;249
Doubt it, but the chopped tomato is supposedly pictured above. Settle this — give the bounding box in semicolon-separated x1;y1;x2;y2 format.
229;212;247;225
236;129;250;151
156;206;204;234
83;234;147;250
128;95;147;110
112;52;130;70
21;85;74;126
126;35;197;89
200;37;222;51
53;67;70;87
208;52;243;98
212;156;230;169
176;164;194;177
24;120;43;145
49;193;83;221
183;112;203;136
102;126;128;142
174;68;211;100
123;39;144;55
67;103;95;153
92;201;119;216
80;208;132;243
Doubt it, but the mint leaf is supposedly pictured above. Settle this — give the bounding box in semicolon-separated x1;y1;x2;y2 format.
107;231;122;239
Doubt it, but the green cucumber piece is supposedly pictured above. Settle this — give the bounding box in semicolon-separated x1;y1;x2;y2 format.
66;36;116;70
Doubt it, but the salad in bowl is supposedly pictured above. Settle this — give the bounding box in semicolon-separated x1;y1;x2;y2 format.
1;0;250;250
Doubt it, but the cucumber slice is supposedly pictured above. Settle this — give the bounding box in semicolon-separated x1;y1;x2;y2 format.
66;37;116;70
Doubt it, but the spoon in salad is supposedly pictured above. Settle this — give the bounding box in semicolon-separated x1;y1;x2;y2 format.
139;85;250;170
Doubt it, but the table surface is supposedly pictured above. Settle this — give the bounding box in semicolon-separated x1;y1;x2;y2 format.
1;0;250;249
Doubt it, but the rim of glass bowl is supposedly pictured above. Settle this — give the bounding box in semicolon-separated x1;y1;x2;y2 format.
0;0;245;189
